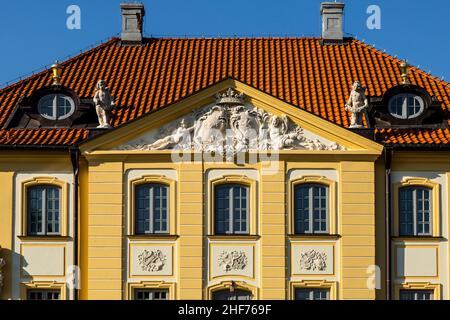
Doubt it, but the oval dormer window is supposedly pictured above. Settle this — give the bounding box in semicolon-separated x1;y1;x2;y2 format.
388;94;424;119
38;94;75;120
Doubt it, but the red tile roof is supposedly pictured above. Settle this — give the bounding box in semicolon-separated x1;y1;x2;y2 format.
1;37;450;147
0;129;89;146
376;128;450;146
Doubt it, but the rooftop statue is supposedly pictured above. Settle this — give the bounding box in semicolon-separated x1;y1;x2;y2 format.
345;81;370;129
93;80;115;128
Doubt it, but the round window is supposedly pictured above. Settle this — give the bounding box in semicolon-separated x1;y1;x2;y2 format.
37;94;75;120
388;94;424;119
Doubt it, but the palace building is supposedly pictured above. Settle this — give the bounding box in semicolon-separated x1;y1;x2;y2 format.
1;2;450;300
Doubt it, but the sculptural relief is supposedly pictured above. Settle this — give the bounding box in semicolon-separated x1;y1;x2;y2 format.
299;249;327;272
93;80;115;128
218;250;248;272
345;81;370;129
117;88;346;153
137;249;167;272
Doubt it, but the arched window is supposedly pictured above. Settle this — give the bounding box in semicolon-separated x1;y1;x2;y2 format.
214;184;249;235
294;184;329;234
399;187;432;236
212;289;252;300
37;94;75;120
135;184;169;234
388;94;424;119
27;185;61;235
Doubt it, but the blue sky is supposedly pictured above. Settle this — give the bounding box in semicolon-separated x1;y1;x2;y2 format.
0;0;449;86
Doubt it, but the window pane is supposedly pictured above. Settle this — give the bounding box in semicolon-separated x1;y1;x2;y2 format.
295;184;328;234
37;95;56;119
27;290;60;300
399;187;432;236
28;186;61;236
134;289;169;300
215;186;231;234
295;288;330;300
135;184;169;234
212;289;252;300
215;185;249;235
400;290;433;301
399;188;414;236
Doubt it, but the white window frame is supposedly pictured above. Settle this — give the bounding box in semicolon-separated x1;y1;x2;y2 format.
214;184;250;235
399;187;432;237
294;184;329;235
37;94;75;120
388;93;424;119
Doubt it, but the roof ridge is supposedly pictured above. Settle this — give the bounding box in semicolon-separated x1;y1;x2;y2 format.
0;37;120;95
354;39;450;89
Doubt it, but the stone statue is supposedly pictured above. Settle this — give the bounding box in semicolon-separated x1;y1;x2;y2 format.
148;118;194;150
93;80;115;128
345;81;370;129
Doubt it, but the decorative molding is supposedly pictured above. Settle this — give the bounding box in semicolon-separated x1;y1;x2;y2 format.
299;249;327;272
137;249;167;272
116;88;346;154
218;250;248;272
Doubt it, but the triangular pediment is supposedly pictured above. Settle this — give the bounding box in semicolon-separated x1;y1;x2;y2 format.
80;79;383;155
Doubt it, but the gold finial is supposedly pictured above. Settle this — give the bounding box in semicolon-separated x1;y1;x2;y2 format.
399;60;410;85
51;60;62;86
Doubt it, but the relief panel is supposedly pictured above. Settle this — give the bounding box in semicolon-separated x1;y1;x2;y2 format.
130;245;173;277
291;244;334;275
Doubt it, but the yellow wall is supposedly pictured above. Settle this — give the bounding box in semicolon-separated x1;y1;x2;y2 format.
77;152;380;300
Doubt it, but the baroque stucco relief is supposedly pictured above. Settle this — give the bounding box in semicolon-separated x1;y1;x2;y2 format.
210;245;254;279
138;249;167;272
130;246;173;276
116;88;346;154
291;245;334;275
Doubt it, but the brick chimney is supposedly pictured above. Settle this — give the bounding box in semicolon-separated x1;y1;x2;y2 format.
320;2;345;43
120;3;145;45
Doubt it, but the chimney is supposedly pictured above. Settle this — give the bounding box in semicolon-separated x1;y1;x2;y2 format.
320;2;345;43
120;3;145;45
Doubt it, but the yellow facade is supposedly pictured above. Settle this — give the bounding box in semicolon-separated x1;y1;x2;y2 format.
1;80;448;300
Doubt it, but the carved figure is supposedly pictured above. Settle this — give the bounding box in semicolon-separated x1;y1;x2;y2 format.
93;80;115;128
193;106;228;151
345;81;370;128
148;118;194;150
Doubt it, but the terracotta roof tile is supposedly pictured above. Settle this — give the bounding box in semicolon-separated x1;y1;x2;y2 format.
376;128;450;146
1;37;450;146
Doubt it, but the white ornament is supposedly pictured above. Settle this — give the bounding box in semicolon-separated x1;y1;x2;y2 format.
117;88;346;153
299;249;327;272
218;251;248;272
137;249;167;272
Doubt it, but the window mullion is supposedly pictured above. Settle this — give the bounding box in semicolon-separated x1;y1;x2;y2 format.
309;187;313;234
42;188;47;235
149;187;154;233
413;190;418;236
229;187;233;234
